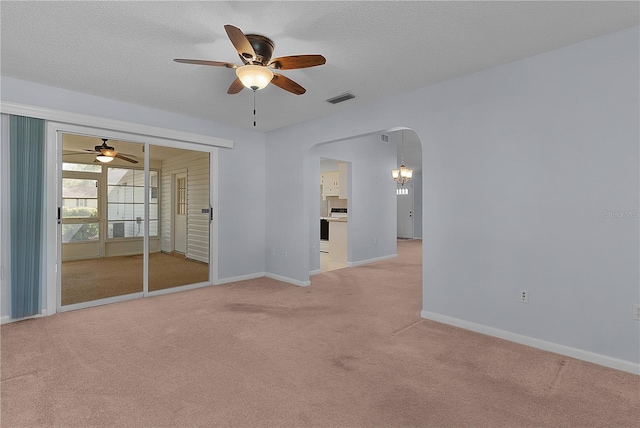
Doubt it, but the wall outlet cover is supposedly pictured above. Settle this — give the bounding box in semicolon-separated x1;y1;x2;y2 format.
519;290;529;304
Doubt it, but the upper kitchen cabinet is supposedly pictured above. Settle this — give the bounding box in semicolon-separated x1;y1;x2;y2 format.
321;171;339;197
321;161;348;200
338;162;347;199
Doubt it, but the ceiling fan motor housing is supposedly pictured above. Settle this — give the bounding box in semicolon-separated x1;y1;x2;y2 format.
245;34;275;65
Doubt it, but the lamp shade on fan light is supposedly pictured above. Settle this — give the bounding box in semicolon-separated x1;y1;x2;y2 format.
236;65;274;90
96;155;114;163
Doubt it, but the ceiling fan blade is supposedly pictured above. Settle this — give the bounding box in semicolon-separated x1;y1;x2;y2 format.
227;77;245;94
224;24;256;63
174;59;237;68
115;153;139;164
268;55;326;70
271;73;306;95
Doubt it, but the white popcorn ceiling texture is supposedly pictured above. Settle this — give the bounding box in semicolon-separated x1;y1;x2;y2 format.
1;1;638;132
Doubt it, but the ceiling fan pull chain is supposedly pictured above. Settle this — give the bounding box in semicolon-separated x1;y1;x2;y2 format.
253;88;257;127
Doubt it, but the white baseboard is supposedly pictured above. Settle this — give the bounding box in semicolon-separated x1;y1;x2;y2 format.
348;253;397;267
265;272;310;287
216;272;266;285
309;269;322;276
421;310;639;375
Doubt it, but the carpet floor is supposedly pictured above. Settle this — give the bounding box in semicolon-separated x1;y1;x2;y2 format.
2;240;638;427
62;252;209;305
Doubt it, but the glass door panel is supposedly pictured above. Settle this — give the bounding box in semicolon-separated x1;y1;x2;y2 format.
148;145;210;292
60;133;144;306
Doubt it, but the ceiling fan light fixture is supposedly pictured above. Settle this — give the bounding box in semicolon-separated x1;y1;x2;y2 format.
96;155;114;163
236;64;273;90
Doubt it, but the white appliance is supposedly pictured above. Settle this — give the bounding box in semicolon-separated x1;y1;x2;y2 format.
330;208;348;219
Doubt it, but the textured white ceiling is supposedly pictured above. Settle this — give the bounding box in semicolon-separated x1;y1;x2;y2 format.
1;1;638;132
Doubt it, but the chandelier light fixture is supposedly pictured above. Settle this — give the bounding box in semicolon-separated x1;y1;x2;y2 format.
391;130;413;186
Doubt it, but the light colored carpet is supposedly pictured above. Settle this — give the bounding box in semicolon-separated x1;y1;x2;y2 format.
2;240;638;427
61;252;209;305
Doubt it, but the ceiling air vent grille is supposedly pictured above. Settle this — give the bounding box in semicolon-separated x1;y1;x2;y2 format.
327;92;355;104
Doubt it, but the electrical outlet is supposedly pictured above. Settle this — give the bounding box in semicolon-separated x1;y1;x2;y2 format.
283;250;287;258
634;304;640;321
271;248;275;256
519;290;529;304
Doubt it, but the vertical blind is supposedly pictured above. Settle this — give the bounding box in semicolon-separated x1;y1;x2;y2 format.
10;115;45;318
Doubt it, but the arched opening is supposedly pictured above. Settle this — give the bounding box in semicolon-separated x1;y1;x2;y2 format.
304;127;423;277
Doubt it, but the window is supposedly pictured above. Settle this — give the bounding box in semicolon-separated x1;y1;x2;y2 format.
107;168;158;238
62;162;102;173
61;178;99;243
176;177;186;215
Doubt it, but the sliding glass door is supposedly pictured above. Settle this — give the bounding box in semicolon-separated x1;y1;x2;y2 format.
59;132;212;309
148;145;210;292
60;135;145;306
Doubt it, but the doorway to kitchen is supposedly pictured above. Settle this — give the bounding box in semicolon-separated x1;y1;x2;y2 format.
319;157;349;272
306;128;422;280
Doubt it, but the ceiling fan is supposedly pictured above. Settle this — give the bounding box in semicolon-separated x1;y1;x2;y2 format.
174;24;326;95
64;139;139;164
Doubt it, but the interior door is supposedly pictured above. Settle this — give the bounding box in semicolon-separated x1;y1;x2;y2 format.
174;172;187;253
397;183;414;239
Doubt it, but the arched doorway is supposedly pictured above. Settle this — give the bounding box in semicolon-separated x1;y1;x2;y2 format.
305;127;423;277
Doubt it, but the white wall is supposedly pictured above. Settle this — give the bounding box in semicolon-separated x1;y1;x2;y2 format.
307;134;398;273
160;151;210;263
0;78;267;320
265;27;640;367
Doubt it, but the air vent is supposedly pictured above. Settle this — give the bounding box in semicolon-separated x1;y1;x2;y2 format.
381;134;389;143
326;92;355;104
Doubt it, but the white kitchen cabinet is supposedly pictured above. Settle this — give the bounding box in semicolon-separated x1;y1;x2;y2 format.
328;220;347;264
338;162;348;199
321;171;340;198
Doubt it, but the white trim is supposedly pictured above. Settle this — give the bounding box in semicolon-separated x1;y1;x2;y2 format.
309;269;322;276
347;254;397;267
47;123;59;314
0;101;233;149
421;310;640;375
147;281;213;297
216;272;266;285
0;114;10;321
265;272;311;287
59;293;144;313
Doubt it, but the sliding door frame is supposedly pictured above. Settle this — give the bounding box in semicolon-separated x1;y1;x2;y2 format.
48;121;219;313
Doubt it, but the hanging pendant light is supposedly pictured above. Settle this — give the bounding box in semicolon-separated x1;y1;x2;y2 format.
392;130;413;186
